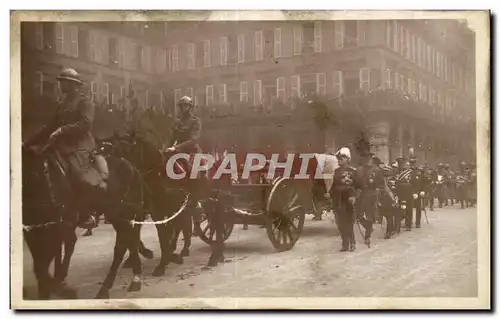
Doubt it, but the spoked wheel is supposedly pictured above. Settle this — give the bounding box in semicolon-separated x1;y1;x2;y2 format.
194;210;234;245
265;177;306;252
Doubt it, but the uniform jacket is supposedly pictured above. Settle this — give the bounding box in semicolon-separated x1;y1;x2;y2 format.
331;165;361;209
396;167;424;196
171;114;202;154
26;92;96;155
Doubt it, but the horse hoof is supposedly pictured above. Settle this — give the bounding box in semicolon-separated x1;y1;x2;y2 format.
127;281;142;292
95;290;110;299
140;249;154;260
122;258;133;269
180;248;190;257
171;254;183;265
152;266;165;277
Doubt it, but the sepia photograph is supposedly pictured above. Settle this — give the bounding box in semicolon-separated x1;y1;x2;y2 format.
10;10;490;309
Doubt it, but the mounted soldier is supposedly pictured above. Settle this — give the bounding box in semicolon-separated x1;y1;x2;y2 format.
23;68;108;229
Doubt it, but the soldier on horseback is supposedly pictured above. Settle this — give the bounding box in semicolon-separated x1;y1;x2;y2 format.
23;68;108;229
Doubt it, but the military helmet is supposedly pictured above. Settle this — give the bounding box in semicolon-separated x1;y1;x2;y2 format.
177;95;193;106
444;163;450;169
438;163;444;168
56;68;83;85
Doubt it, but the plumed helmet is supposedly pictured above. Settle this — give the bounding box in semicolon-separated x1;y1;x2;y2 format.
177;95;193;107
56;68;83;85
335;147;351;160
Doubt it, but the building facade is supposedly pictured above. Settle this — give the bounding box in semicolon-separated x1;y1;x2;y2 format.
161;18;476;166
20;18;476;167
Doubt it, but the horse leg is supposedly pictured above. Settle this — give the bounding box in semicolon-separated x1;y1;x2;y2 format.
180;213;192;257
152;223;175;277
54;225;77;284
95;222;128;299
207;203;224;267
126;223;143;292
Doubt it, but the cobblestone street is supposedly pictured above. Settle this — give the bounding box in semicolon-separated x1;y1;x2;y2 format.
23;205;478;299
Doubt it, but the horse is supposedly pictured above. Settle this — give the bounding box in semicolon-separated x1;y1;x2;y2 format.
97;132;196;277
22;147;78;300
23;140;151;299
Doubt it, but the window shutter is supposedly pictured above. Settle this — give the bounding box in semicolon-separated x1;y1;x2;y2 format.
331;71;342;97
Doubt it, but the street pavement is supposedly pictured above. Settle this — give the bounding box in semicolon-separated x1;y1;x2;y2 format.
23;204;478;299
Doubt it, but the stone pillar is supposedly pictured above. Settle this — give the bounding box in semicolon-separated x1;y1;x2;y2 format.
367;120;390;164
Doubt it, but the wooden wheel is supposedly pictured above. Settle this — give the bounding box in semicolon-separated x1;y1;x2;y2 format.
194;209;234;245
265;177;306;252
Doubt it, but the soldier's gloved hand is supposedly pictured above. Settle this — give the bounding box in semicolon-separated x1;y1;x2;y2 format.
419;191;425;197
49;128;63;140
348;196;356;205
412;193;418;200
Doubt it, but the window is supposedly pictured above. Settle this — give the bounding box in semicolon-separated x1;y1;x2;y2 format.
405;29;411;60
254;31;263;61
35;23;44;50
426;45;432;72
436;52;441;78
102;83;110;105
69;25;78;57
417;38;423;67
335;21;344;50
55;23;64;54
452;63;457;86
203;40;211;67
277;77;286;101
332;71;343;97
91;81;98;102
316;73;326;95
407;78;412;96
399;25;405;56
291;75;301;98
139;46;146;69
444;56;449;82
186;88;194;99
392;21;399;52
118;39;125;68
187;43;195;69
218;84;227;103
238;34;245;63
359;68;370;91
385;21;392;48
174;88;182;108
253;80;262;105
431;48;436;75
157;48;167;73
172;45;179;72
357;21;366;46
411;35;416;63
205;85;214;106
422;42;426;69
394;72;400;91
384;69;392;89
314;22;322;53
294;25;303;55
89;30;98;62
240;81;248;103
220;37;228;66
274;28;282;58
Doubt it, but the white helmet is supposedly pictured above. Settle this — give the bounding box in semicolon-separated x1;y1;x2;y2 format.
335;147;351;160
177;95;193;107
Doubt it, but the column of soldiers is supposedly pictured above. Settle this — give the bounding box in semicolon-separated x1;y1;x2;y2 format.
328;146;477;252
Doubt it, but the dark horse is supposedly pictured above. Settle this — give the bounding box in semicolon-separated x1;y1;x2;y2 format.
22;147;78;299
23;141;150;299
103;132;227;275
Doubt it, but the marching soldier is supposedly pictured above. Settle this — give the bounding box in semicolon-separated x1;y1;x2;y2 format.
23;68;108;229
395;150;424;231
330;147;359;252
374;158;399;239
455;161;469;209
467;162;477;207
444;163;455;206
355;153;396;247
